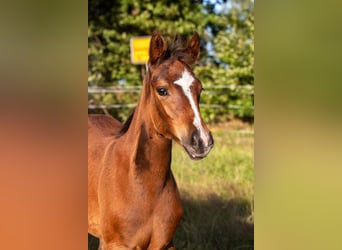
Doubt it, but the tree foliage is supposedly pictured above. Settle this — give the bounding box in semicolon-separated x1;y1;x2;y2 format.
196;0;254;121
88;0;254;122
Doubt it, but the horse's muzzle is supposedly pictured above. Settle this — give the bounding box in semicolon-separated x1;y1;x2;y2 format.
183;131;214;160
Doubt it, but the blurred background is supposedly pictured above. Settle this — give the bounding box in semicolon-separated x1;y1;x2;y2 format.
88;0;254;249
88;0;254;124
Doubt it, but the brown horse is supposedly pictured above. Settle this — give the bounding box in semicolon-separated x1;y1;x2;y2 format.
88;31;214;249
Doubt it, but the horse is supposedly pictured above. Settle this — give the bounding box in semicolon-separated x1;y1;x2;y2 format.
88;31;214;249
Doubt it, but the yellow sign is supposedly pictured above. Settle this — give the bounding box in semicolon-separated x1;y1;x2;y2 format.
130;36;151;64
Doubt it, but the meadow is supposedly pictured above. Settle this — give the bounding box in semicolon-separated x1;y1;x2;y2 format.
88;121;254;250
172;122;254;250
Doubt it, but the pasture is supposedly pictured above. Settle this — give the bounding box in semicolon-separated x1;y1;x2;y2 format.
173;121;254;250
88;121;253;250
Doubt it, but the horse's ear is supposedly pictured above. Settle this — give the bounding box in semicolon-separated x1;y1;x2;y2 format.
186;32;200;64
149;31;167;66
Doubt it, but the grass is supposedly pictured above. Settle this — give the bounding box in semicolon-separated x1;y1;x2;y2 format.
172;122;254;249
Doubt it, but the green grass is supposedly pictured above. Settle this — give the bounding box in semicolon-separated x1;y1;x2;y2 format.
172;124;254;249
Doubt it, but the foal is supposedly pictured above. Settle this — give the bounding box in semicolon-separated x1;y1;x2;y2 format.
88;32;214;249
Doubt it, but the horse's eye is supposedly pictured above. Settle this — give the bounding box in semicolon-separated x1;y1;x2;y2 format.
157;87;169;96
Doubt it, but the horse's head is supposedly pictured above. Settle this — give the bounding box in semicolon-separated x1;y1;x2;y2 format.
145;31;214;160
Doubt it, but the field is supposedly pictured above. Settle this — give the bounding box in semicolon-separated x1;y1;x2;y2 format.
173;121;254;249
88;121;254;250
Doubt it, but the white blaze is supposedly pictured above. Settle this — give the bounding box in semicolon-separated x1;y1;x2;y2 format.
174;70;208;144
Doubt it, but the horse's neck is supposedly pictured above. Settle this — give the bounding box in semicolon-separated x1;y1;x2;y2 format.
125;102;173;185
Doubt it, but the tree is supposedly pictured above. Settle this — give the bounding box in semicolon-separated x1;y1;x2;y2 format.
195;0;254;121
88;0;254;122
88;0;214;87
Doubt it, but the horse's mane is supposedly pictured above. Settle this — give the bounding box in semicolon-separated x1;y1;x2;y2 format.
116;108;135;137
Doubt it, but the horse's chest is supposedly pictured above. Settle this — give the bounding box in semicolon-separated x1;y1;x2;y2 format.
122;186;182;248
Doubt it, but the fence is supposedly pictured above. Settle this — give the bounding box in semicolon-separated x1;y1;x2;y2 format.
88;85;254;111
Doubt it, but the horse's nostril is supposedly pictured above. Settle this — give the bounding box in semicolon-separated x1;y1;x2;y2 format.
191;133;199;147
191;132;204;149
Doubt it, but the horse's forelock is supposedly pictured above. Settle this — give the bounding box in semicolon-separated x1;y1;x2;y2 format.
160;35;195;66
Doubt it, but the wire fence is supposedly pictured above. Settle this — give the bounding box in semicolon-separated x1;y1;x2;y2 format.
88;85;254;93
88;85;254;110
88;85;254;134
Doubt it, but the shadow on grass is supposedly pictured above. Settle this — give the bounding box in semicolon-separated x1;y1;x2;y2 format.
175;192;253;250
88;193;253;250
